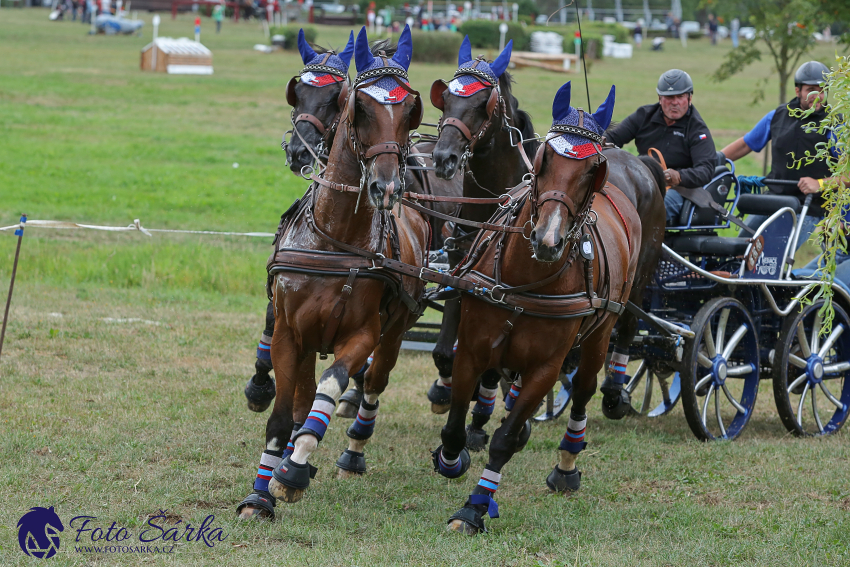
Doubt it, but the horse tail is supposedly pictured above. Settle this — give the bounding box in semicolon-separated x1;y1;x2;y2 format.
638;154;666;196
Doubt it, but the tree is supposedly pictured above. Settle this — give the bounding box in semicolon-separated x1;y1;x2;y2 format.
706;0;828;105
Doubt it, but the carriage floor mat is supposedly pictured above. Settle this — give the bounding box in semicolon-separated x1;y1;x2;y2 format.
666;235;751;256
244;376;276;413
236;491;276;520
335;449;367;474
447;505;487;534
272;457;315;490
546;466;581;493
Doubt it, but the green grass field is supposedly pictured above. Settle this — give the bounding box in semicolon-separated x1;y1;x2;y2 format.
1;9;850;565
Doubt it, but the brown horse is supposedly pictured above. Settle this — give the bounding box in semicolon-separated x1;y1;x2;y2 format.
236;26;430;520
432;82;643;534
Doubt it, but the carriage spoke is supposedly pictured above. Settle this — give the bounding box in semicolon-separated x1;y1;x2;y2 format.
796;383;811;427
788;353;807;369
811;312;823;354
817;324;845;358
811;389;824;433
823;361;850;374
695;373;713;393
697;352;713;369
796;321;812;358
721;325;748;360
624;360;647;394
640;371;654;413
703;324;716;358
726;363;754;377
715;386;727;437
818;381;845;409
787;373;808;394
721;382;747;414
701;384;714;429
715;308;730;355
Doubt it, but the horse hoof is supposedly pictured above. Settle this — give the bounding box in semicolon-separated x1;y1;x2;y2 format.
336;386;363;418
601;390;631;420
236;491;275;520
244;375;276;413
427;380;451;413
337;468;363;479
447;519;480;535
546;465;581;493
237;504;273;521
268;478;305;503
465;425;489;452
516;419;532;451
431;403;450;414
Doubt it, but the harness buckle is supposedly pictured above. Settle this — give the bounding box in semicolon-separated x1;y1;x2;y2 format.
369;253;386;270
498;194;515;209
300;164;315;180
488;285;507;304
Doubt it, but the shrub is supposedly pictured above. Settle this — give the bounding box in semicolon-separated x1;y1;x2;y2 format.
411;31;464;63
458;20;530;51
268;25;318;50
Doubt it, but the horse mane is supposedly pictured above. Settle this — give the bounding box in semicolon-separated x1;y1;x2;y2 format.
498;71;540;157
308;40;396;57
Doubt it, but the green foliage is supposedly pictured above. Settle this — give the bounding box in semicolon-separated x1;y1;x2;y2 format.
707;0;827;105
790;56;850;332
269;25;318;49
410;30;464;63
458;20;530;51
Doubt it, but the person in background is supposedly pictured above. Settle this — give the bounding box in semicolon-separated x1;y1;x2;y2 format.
708;14;718;45
605;69;717;225
676;17;685;48
633;19;643;49
731;17;740;48
213;1;224;33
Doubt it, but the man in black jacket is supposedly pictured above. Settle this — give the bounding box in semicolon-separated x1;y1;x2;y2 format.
605;69;717;225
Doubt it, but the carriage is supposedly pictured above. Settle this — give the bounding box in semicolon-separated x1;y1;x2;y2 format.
550;158;850;440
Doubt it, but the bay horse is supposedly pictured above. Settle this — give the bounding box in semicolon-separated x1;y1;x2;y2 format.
236;26;430;520
426;38;540;437
244;30;464;419
431;82;644;534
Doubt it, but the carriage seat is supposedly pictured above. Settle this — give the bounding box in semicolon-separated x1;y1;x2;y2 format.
736;193;802;216
677;165;734;227
666;234;751;256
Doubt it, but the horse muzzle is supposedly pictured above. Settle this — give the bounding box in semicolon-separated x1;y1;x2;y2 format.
368;176;402;210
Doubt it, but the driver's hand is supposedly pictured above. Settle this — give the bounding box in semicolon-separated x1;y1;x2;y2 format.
798;177;820;194
664;169;681;186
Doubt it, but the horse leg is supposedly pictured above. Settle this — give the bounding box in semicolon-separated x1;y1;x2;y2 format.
447;362;557;535
466;369;501;451
336;353;371;419
244;300;277;412
599;312;638;419
237;327;314;520
429;296;460;414
268;331;373;503
500;374;533;449
547;328;612;493
336;335;402;478
432;342;482;480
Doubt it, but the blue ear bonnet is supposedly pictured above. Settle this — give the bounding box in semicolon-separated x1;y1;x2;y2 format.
547;84;616;160
298;29;353;87
456;59;498;84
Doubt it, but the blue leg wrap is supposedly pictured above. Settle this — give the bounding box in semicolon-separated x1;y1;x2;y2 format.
347;399;379;439
559;415;588;453
281;422;302;460
253;449;283;492
256;333;272;361
472;385;498;416
504;382;521;411
296;393;335;442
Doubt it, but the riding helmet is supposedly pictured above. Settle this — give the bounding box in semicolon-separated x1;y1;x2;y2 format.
656;69;694;96
794;61;830;86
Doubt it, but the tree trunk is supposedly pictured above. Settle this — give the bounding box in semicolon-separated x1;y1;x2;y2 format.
778;69;788;106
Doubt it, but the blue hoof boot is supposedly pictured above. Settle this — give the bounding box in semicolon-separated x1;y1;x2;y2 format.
546;466;581;493
465;425;489;452
431;445;471;479
335;449;366;475
244;375;276;413
428;380;452;413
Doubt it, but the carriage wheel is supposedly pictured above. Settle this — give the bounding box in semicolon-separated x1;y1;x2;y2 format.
623;358;681;417
681;297;760;441
773;300;850;436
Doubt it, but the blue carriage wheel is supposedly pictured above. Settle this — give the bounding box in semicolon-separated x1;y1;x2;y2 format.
681;297;760;441
623;358;681;417
773;300;850;436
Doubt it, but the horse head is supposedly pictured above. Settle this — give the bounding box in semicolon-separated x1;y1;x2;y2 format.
348;25;423;210
531;82;615;263
430;36;512;179
284;29;354;173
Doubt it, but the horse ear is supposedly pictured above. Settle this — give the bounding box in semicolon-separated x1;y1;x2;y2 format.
338;31;355;71
552;82;571;121
489;39;512;78
592;85;616;131
297;29;317;65
392;24;413;70
458;35;472;66
354;26;374;73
